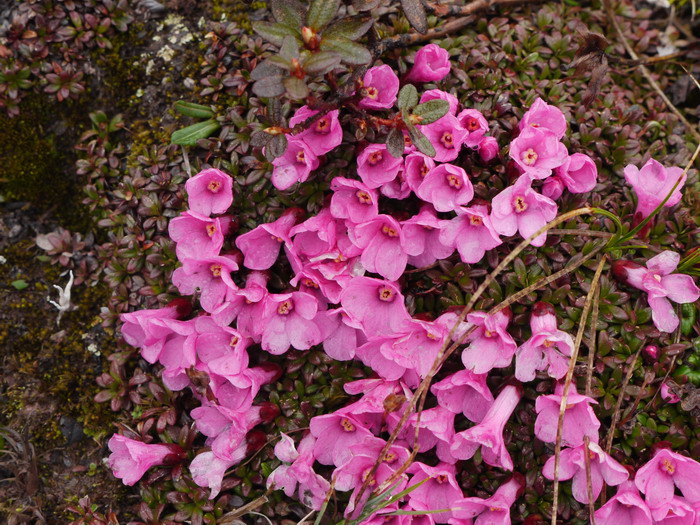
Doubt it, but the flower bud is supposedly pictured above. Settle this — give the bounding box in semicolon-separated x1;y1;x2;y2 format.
541;176;565;201
166;297;192;319
259;401;280;423
477;136;499;162
643;345;659;360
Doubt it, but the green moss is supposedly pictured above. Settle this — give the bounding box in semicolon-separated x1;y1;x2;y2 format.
211;0;267;29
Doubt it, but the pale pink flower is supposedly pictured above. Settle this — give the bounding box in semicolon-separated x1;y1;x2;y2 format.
439;204;502;264
185;168;233;216
415;163;474;212
261;291;322;354
406;462;463;524
555;152;597;193
406;44;451;83
359;65;400;110
340;276;411;337
388;406;456;464
119;302;185;349
171;254;239;313
357;143;404;189
379;318;448;378
541;176;565;200
289;106;342;156
624;158;686;220
169;211;232;261
108;434;184;486
635;448;700;513
594;481;653;525
351;214;408;281
432;369;494;423
235;208;301;270
330;177;379;223
401;205;454;268
190;450;241;498
519;97;567;139
652;496;696;523
271;137;319;190
310;412;374;466
404;152;436;193
534;384;600;446
457;108;489;148
332;436;410;492
461;310;517;374
419;114;467;162
510;126;568;179
452;475;523;524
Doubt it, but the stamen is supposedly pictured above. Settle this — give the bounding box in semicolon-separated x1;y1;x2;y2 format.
440;132;454;149
513;195;528;213
381;224;398;237
522;148;538;166
207;180;222;193
368;151;383;166
355;190;372;205
340;417;355;432
378;286;395;302
277;299;294;315
210;264;222;277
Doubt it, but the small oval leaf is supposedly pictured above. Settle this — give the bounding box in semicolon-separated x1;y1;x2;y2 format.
307;0;341;31
171;119;221;146
174;100;215;119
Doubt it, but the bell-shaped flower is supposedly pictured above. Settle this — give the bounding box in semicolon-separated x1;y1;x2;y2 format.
342;378;413;433
418;114;468;162
432;369;494;423
406;44;451;83
185;168;233;216
404;152;436;193
415;163;474;212
594;481;653;525
515;301;574;382
330;177;379;223
478;136;499;162
108;434;185;486
381;169;412;200
420;89;459;115
192;320;249;381
440;204;501;264
340;276;412;337
534;383;600;447
555;153;597;193
624;158;685;220
310;412;374;466
519;97;567;139
235;208;301;270
461;309;517;374
357;143;404;189
169;211;232;260
351;215;408;281
359;65;400;109
190;450;242;499
171;254;239;313
510;126;568;180
401;205;454;268
611;251;700;333
270;137;319;190
380;318;447;378
260;291;322;354
450;384;522;470
452;475;523;524
491;175;558;247
457;108;489;148
542;441;628;504
406;462;464;524
289;106;342;156
635;447;700;514
541;176;565;201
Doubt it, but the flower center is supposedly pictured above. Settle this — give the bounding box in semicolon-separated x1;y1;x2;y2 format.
653;273;662;282
356;190;372;205
489;507;500;513
270;235;284;242
382;224;398;237
435;474;448;484
210;264;222;277
543;339;554;348
469;215;483;226
207;180;222;193
447;173;462;189
513;195;528;213
522;148;538;166
404;135;412;147
378;286;395;302
426;332;439;340
303;278;319;288
295;150;306;164
277;299;294;315
440;131;454;149
362;86;379;99
368;151;383;166
420;162;430;178
361;468;376;485
384;451;397;463
340;417;355;432
315;118;329;133
465;117;480;131
484;329;495;338
206;224;217;237
230;335;239;346
661;458;676;475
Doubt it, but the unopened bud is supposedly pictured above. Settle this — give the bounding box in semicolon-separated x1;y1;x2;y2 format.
611;259;644;287
644;345;659;360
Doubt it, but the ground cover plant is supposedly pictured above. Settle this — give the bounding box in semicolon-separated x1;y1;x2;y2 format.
1;0;700;523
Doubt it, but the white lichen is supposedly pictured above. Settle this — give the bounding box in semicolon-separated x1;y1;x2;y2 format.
47;270;74;326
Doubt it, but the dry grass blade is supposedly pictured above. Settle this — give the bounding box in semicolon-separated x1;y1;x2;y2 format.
583;286;601;524
218;493;269;524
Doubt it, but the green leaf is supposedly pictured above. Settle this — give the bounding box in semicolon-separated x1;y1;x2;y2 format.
279;35;300;61
171;119;221;146
270;0;305;28
681;303;696;337
320;37;371;65
397;84;418;111
174;100;215;119
307;0;340;31
252;76;286;97
400;0;428;34
250;59;284;81
302;51;341;75
11;280;29;290
283;76;309;99
386;127;405;159
252;21;297;46
411;99;449;125
323;17;373;41
406;124;435;157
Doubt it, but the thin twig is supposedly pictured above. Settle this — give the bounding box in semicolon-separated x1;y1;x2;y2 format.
550;257;607;525
583;436;596;524
583;286;601;524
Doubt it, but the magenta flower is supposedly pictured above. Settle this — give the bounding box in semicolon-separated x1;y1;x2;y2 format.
400;205;454;268
190;402;261;461
415;163;473;212
534;384;600;446
185;168;233;216
310;412;374;466
661;382;681;404
271;137;319;190
515;302;574;382
289;208;339;259
594;481;653;525
519;97;567;139
419;114;467;162
510;126;568;180
624;158;686;220
193;322;249;381
541;176;565;201
389;406;456;464
333;436;410;492
330;177;379;223
120;302;183;350
406;44;451;83
289;106;342;156
357;143;403;189
432;369;494;423
612;251;700;333
452;475;523;524
461;310;517;374
555;152;597;193
340;277;411;337
108;434;184;486
652;497;696;523
439;204;502;264
457;108;489;148
450;384;522;470
542;441;628;503
406;462;463;524
190;450;242;498
635;448;700;513
169;211;232;260
404;152;436;193
420;89;459;115
351;214;408;280
235;208;301;270
319;308;366;361
261;291;322;354
171;254;239;312
381;170;412;200
380;319;448;378
490;175;558;247
359;65;400;110
478;136;499;162
212;271;268;336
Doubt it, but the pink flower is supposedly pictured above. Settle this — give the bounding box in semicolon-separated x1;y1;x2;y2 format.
406;44;451;83
457;109;489;148
452;475;523;524
419;114;467;162
192;321;249;381
108;434;184;486
519;97;567;139
612;251;700;333
439;204;501;264
379;319;448;378
185;168;233;216
432;369;494;423
235;208;301;270
404;152;436;193
450;384;522;470
661;382;681;404
594;481;653;525
534;384;600;446
555;153;597;193
211;271;268;336
415;163;473;212
357;143;403;189
120;302;184;349
542;441;628;503
381;170;412;200
271;137;319;190
515;302;574;382
330;177;379;223
351;215;408;281
290;208;339;259
190;402;261;461
310;412;374;466
652;497;696;523
359;65;400;110
169;211;231;260
420;89;459;115
624;158;686;220
261;291;322;354
541;176;565;200
172;255;239;313
510;126;568;180
339;276;411;337
332;436;410;492
319;308;367;361
289;106;342;156
190;450;241;498
406;462;463;524
388;406;456;464
400;205;454;268
490;175;558;247
477;136;499;162
461;310;517;374
635;448;700;513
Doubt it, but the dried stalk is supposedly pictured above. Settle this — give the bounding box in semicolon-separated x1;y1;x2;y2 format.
583;286;601;524
550;257;606;525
